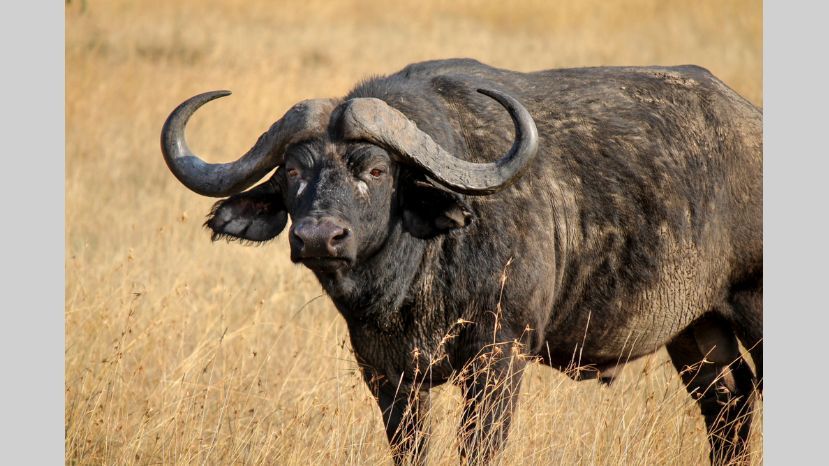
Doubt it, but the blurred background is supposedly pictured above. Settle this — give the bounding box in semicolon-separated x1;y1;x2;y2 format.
66;1;761;464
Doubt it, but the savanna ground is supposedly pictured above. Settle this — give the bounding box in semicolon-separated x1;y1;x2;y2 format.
65;1;762;464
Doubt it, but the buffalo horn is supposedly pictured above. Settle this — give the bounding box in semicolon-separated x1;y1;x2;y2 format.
338;88;538;195
161;90;335;197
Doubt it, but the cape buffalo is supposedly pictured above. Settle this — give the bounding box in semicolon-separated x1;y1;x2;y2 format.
161;58;762;465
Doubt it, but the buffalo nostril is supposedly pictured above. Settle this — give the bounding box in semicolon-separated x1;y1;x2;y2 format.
331;228;351;244
327;228;350;254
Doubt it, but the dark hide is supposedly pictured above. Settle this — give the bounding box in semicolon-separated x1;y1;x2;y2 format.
199;59;762;465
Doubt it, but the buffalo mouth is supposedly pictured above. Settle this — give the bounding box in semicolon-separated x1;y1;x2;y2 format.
297;256;353;272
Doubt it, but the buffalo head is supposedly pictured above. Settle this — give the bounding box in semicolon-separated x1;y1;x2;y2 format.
161;89;538;274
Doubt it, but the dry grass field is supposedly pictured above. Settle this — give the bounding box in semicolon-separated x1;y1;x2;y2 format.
65;1;762;464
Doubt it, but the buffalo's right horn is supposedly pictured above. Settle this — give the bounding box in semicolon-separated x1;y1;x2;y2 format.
338;88;538;195
161;91;335;197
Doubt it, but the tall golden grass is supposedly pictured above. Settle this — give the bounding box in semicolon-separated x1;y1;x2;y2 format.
66;1;762;464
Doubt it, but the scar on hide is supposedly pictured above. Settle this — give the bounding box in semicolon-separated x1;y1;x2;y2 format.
356;180;369;198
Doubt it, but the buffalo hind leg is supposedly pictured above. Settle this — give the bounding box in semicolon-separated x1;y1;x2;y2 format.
363;368;431;465
458;348;526;465
667;315;757;465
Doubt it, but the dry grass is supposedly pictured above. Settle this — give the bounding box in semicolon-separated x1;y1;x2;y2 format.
65;1;762;464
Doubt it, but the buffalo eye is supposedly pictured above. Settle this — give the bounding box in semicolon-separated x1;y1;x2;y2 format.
286;167;300;178
369;168;385;178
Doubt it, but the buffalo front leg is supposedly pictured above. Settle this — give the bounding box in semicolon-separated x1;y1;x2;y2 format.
363;369;431;465
667;315;758;465
458;348;527;465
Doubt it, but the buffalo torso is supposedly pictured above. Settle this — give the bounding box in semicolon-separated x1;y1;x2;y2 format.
339;59;761;383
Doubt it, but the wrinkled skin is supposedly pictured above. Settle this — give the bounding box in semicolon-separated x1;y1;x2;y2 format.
189;59;761;465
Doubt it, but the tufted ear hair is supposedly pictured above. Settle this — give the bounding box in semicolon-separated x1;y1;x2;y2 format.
400;179;475;239
204;176;287;242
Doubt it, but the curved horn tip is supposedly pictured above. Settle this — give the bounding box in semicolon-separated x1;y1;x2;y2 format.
163;90;233;132
212;89;232;98
189;89;232;104
476;87;539;139
476;88;500;99
206;89;232;98
475;88;513;105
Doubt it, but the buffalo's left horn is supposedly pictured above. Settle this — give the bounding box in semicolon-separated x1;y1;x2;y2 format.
338;88;538;195
161;90;335;197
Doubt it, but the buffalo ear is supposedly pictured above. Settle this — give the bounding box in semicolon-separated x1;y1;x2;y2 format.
401;180;474;239
204;179;288;242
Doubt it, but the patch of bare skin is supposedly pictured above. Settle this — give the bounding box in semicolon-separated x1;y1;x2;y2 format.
356;180;369;198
